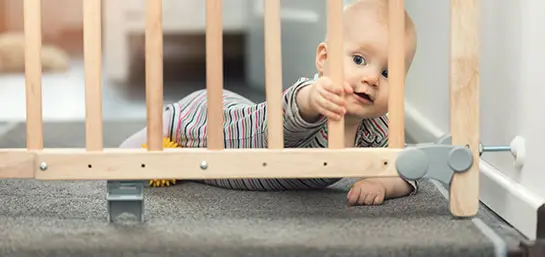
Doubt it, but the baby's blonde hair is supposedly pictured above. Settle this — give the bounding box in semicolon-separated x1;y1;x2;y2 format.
323;0;416;41
343;0;416;37
320;0;418;75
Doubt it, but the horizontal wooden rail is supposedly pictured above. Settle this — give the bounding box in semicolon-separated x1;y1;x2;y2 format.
0;151;36;178
0;148;401;180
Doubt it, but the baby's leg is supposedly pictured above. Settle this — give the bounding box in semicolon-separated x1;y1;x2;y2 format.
119;106;173;148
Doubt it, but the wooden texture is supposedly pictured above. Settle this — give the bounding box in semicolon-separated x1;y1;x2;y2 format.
264;0;284;149
0;0;7;32
387;0;405;148
0;150;35;178
205;0;225;150
145;0;164;151
27;148;401;180
23;0;43;150
449;0;480;217
83;0;103;151
326;0;344;149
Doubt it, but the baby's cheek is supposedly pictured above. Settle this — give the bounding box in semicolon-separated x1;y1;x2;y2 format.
374;96;390;113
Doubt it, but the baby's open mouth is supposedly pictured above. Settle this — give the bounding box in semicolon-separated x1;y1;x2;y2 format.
355;92;373;103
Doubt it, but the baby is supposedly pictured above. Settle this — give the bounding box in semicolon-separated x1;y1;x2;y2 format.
120;0;418;206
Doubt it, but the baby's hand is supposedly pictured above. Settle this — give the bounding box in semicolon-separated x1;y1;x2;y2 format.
308;76;353;121
347;179;386;206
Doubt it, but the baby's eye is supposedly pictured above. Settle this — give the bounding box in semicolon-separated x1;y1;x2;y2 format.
352;55;366;65
382;69;388;78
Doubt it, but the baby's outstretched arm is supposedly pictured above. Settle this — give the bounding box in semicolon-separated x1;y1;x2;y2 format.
295;76;353;123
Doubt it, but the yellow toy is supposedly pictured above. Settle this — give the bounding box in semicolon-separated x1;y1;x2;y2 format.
142;137;180;187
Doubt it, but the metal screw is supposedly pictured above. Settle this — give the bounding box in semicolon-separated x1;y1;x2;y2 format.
479;144;510;156
200;161;208;170
39;161;48;171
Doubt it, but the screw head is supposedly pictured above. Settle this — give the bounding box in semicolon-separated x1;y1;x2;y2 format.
39;161;47;171
200;161;208;170
448;146;473;173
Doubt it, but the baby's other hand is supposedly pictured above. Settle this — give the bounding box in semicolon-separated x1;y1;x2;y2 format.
347;179;386;206
309;76;353;121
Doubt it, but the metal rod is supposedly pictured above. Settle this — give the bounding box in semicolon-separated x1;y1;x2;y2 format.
481;145;510;152
404;142;511;154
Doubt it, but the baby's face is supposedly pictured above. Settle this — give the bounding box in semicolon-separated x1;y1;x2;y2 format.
316;7;416;121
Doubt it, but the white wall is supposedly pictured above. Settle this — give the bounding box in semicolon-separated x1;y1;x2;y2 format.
404;0;545;240
245;0;325;90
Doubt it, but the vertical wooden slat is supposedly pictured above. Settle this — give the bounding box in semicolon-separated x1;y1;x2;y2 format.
0;0;8;32
264;0;283;149
206;0;224;150
83;0;103;151
449;0;480;217
387;0;405;148
326;0;344;149
145;0;164;151
24;0;43;150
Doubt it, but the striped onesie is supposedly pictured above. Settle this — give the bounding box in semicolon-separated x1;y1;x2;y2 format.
161;75;417;192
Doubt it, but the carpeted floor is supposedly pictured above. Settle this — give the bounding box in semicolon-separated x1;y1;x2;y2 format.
0;121;527;257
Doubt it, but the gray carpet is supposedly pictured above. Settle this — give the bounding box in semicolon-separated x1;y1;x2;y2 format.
0;121;526;257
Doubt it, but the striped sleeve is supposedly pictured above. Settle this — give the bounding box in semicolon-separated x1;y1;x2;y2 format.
281;77;327;147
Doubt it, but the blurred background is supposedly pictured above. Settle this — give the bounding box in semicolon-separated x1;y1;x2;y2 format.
0;0;349;122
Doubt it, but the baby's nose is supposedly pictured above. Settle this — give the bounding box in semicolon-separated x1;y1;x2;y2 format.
361;74;379;87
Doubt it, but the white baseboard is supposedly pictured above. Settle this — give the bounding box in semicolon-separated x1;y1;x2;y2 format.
404;101;445;143
405;101;544;240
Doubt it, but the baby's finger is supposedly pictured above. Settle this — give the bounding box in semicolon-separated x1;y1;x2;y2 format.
319;88;345;107
320;77;343;95
362;192;376;205
317;95;345;116
317;106;343;121
373;194;385;205
344;82;353;94
347;187;361;206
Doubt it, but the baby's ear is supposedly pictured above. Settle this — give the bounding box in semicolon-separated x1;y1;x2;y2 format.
315;42;327;73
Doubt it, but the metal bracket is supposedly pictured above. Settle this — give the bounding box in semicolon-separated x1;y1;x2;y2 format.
398;133;523;186
106;180;144;222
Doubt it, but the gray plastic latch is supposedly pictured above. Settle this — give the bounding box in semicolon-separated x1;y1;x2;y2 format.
106;180;144;222
437;133;453;146
396;144;473;185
